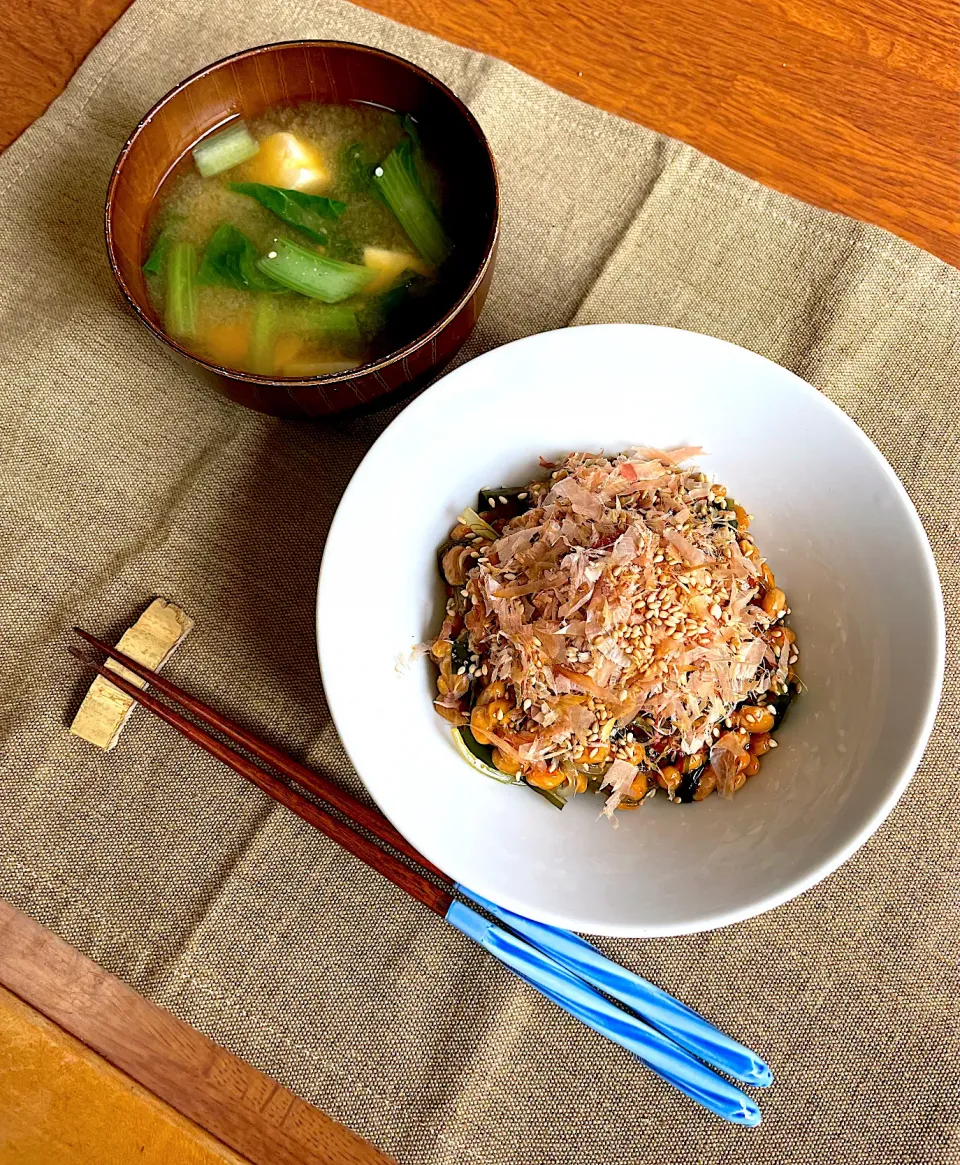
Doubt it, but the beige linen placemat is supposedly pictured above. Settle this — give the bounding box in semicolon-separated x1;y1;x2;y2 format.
1;1;958;1161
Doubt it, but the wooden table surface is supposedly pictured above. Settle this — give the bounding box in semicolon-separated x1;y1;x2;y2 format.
0;986;252;1165
0;902;392;1165
0;0;956;263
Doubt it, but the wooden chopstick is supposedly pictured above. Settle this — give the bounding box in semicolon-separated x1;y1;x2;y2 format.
72;628;446;880
69;647;453;917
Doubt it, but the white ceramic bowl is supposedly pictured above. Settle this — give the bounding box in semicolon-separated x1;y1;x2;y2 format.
318;324;944;937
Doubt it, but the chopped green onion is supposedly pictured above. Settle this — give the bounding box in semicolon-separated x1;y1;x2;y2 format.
451;631;472;675
164;242;197;339
249;297;278;374
256;237;375;303
197;223;284;292
451;728;517;784
451;728;565;807
372;140;451;267
477;487;531;516
230;183;346;244
192;122;259;178
457;506;497;540
529;784;566;810
142;229;171;276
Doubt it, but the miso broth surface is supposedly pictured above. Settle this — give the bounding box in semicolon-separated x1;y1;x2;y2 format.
143;102;450;378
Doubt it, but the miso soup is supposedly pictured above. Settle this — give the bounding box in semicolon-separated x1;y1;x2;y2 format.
142;102;455;378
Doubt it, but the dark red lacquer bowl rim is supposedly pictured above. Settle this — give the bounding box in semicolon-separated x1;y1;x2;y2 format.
104;40;500;392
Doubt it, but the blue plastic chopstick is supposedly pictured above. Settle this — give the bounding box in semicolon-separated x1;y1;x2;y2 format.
458;885;772;1089
447;900;761;1127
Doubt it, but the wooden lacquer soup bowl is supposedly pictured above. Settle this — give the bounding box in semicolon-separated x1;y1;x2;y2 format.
105;41;499;417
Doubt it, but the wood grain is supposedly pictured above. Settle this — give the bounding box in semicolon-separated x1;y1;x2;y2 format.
356;0;960;263
0;985;251;1164
0;0;955;260
0;901;394;1165
0;0;133;144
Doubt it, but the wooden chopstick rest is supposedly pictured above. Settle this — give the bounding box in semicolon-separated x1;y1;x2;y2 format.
70;598;193;750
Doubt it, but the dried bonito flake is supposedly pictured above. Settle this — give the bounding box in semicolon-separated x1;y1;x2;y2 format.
431;447;800;812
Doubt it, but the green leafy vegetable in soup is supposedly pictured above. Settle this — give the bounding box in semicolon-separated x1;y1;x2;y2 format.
256;238;375;303
229;183;346;244
196;224;284;293
164;242;198;339
142;103;454;378
372;140;452;267
142;228;171;276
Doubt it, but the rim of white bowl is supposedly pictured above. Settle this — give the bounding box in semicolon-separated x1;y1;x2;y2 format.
317;324;946;937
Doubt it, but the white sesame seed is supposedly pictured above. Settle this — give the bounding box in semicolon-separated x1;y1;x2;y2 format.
457;666;466;675
267;250;277;259
769;739;778;748
518;492;528;499
499;496;508;505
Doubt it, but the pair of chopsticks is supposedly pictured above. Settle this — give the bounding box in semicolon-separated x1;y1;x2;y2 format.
70;628;770;1126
